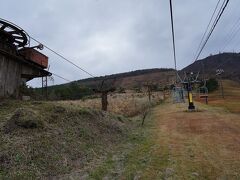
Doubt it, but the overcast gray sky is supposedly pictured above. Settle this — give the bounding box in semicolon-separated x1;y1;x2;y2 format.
1;0;239;87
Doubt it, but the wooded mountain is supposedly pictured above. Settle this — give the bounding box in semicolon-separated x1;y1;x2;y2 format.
75;52;240;88
75;68;176;89
38;52;240;100
181;52;240;82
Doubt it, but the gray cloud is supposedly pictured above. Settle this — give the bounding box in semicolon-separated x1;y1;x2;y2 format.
1;0;239;87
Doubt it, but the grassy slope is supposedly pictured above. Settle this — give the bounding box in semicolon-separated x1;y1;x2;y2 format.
92;102;240;179
199;80;240;113
53;80;240;179
0;100;130;179
1;80;239;179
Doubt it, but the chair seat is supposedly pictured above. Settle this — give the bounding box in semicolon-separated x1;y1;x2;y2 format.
200;95;208;98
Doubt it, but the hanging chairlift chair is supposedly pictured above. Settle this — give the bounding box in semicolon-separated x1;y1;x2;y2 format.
172;86;185;103
198;86;209;104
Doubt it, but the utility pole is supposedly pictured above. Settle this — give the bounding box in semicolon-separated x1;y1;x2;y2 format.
42;65;50;100
216;69;224;99
42;76;48;100
219;76;224;99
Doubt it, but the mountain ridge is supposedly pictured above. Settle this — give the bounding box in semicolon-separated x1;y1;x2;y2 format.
181;52;240;82
47;52;240;90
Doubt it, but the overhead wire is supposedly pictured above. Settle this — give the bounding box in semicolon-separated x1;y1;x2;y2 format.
51;72;72;82
214;0;240;52
201;0;237;79
194;0;230;62
29;36;95;78
221;17;240;50
192;0;222;86
193;0;221;61
168;0;178;82
229;34;240;51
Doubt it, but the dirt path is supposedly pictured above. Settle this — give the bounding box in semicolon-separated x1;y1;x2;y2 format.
58;102;240;179
101;102;240;179
146;102;240;179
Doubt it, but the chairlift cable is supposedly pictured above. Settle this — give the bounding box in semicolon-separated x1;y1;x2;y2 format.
194;0;230;62
169;0;179;83
29;36;95;78
51;73;72;82
193;0;221;61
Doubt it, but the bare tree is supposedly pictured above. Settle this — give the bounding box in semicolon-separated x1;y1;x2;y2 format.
93;79;116;111
144;82;157;102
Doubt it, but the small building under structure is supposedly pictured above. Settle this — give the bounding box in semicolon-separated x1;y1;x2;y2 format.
0;19;51;98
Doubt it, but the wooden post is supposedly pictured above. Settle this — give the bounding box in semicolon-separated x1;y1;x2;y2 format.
220;76;224;99
101;92;108;111
216;69;224;99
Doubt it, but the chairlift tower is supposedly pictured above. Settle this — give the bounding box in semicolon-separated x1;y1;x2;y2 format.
182;72;201;110
216;69;224;98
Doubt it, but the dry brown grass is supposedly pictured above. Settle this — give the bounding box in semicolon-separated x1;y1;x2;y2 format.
89;98;240;179
58;92;164;117
137;102;240;179
0;101;131;179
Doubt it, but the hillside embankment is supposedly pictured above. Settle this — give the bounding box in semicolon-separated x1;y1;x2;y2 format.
0;100;133;179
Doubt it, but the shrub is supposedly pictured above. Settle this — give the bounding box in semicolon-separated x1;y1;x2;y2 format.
206;78;219;92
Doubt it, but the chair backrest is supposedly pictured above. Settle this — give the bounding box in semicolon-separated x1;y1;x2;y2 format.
172;87;186;103
198;87;208;98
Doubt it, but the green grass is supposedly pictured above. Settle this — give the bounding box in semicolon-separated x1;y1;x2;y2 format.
88;109;171;180
89;156;115;179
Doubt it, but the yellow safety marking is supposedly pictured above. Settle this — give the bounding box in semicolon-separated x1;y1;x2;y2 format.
189;93;193;103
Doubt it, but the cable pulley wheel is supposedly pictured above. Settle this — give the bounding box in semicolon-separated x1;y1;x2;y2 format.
0;19;28;48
